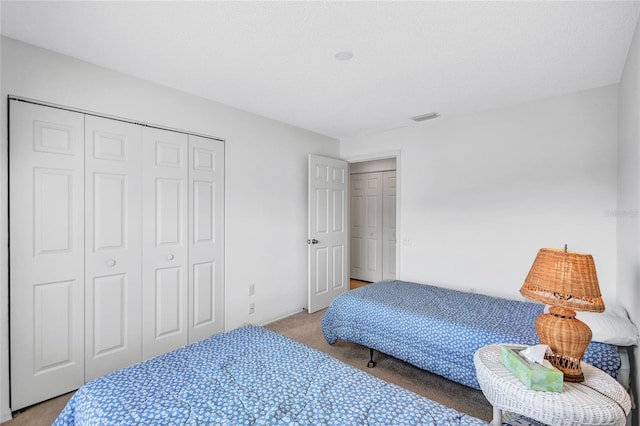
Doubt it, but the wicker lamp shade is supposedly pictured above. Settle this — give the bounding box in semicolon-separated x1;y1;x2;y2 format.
520;248;604;312
520;247;604;382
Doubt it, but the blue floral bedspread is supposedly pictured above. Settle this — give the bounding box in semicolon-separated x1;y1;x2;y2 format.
322;280;621;390
54;324;488;425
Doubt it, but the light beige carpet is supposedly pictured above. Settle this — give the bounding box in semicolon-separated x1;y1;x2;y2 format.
3;308;492;424
1;392;73;426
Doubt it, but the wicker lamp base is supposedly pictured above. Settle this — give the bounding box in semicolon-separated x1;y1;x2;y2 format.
535;306;592;382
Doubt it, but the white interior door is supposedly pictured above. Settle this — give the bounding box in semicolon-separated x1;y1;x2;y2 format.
308;154;348;313
350;172;383;282
9;100;85;410
382;171;397;280
141;127;188;360
84;116;142;381
187;135;225;343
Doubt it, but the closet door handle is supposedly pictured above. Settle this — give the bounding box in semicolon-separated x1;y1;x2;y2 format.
106;259;116;267
167;254;174;261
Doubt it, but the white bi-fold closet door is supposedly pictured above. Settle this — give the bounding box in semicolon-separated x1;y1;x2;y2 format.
9;99;225;410
350;170;396;282
84;115;143;381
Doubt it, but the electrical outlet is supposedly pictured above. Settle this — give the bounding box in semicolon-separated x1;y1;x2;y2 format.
249;283;255;296
249;303;255;314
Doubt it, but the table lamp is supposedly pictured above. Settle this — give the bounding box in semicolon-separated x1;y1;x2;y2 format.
520;245;604;382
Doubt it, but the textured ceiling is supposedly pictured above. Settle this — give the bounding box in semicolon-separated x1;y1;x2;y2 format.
2;1;639;139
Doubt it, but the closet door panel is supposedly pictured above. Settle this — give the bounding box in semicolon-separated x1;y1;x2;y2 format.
92;274;127;354
156;178;183;245
364;174;383;281
350;172;383;282
193;261;214;326
382;171;397;280
84;116;142;381
9;100;85;410
155;266;183;337
142;127;188;360
350;177;364;276
188;135;225;342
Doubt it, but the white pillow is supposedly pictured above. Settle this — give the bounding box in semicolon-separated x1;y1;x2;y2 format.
544;304;639;346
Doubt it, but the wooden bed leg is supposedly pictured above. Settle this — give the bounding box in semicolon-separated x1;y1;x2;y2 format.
367;348;376;368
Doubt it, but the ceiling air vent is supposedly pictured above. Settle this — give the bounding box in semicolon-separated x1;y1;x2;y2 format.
411;112;440;122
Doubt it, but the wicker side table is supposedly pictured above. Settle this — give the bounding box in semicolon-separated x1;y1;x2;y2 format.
474;344;631;426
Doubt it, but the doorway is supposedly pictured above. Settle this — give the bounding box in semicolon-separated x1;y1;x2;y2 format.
349;158;397;285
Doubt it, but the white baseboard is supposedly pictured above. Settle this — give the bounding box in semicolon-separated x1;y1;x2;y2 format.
1;409;12;423
258;308;306;326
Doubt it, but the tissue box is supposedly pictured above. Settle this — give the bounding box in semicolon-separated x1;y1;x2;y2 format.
499;345;563;392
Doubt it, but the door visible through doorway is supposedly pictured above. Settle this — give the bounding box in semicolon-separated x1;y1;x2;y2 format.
350;159;396;283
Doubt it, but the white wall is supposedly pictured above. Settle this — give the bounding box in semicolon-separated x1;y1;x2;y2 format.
0;36;338;419
341;85;619;301
617;15;640;416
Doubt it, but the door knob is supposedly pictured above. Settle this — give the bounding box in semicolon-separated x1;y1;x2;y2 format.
106;259;116;267
307;238;319;245
167;254;174;260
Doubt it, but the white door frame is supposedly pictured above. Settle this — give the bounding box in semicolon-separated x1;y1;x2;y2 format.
345;150;401;281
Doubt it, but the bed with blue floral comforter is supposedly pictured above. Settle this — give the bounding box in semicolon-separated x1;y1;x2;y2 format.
322;280;621;390
54;324;488;425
